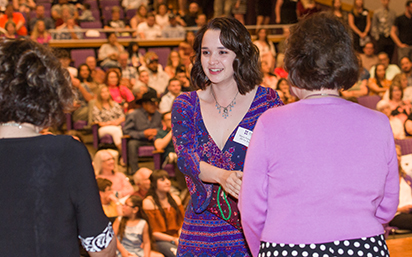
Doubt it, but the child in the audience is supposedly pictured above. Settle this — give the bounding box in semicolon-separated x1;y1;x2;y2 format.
97;177;122;218
113;195;163;257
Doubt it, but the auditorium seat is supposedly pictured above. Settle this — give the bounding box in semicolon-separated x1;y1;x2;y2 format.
357;95;381;110
102;7;124;24
80;21;103;28
71;49;96;68
148;47;171;68
100;0;121;8
395;138;412;156
126;9;137;19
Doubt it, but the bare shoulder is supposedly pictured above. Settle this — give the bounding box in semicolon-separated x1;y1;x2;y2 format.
142;196;156;210
171;193;182;206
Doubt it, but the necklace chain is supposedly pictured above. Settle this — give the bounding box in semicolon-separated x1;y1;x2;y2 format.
1;122;39;132
211;88;239;119
303;93;340;99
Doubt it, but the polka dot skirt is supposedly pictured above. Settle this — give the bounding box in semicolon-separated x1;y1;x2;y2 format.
259;234;389;257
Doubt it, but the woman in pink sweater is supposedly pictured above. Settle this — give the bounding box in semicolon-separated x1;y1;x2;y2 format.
239;13;399;257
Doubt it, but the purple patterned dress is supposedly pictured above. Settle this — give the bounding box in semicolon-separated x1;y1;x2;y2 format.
172;86;283;256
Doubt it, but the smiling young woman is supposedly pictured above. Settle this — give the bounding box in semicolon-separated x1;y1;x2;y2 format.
171;17;283;256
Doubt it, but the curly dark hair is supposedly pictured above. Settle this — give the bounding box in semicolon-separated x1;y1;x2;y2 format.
284;12;359;91
0;38;74;127
191;17;262;95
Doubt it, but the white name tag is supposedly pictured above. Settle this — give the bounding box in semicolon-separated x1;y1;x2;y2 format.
233;127;253;147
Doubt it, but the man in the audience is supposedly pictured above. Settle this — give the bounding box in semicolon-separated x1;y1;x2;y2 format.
0;4;27;36
118;51;138;86
54;17;82;39
158;78;182;113
391;0;412;63
104;6;127;29
141;52;169;96
51;0;78;21
359;42;379;71
71;73;94;123
132;167;152;198
181;2;200;27
195;13;207;28
98;32;124;68
371;0;397;61
400;56;412;87
54;48;77;77
162;13;186;38
136;13;161;39
123;90;162;174
132;69;151;96
154;111;174;163
29;5;55;32
154;111;186;191
97;178;122;218
86;56;105;84
370;52;401;80
176;66;193;91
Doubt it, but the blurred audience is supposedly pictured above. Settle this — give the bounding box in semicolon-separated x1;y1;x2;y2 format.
104;68;135;107
30;20;52;44
370;52;401;80
97;177;122;218
141;52;169;96
137;12;162;39
92;86;126;155
95;150;134;198
127;41;145;68
0;4;27;36
359;42;379;70
164;51;181;78
118;51;138;86
29;5;55;32
388;145;412;231
368;63;392;97
348;0;370;52
132;167;153;198
254;28;276;71
98;32;125;68
159;78;182;113
376;100;405;139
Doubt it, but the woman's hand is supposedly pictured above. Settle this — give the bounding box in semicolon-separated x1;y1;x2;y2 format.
218;171;243;199
173;237;179;246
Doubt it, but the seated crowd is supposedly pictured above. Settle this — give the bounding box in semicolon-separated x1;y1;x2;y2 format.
0;0;232;42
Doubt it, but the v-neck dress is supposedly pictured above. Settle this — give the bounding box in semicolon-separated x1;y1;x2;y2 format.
171;86;283;256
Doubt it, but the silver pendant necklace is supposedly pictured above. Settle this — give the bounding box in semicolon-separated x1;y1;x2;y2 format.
211;88;239;119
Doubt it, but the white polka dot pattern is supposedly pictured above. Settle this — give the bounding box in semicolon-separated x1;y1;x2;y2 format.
258;234;389;257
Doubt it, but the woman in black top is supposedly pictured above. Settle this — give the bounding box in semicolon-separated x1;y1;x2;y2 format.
0;38;116;257
348;0;371;52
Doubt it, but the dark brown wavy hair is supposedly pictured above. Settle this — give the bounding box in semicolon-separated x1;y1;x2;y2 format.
146;170;183;226
0;38;74;127
284;12;358;91
191;17;262;95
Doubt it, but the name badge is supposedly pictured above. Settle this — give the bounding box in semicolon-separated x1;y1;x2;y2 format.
233;127;253;147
